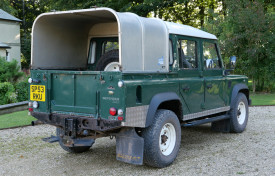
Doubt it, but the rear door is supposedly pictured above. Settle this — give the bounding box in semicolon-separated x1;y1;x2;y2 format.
50;71;101;115
177;36;205;114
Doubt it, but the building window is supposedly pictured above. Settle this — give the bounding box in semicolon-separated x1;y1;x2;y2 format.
6;51;10;61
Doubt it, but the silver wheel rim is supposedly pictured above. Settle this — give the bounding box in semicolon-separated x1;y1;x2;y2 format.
159;123;176;156
104;62;120;71
237;101;246;125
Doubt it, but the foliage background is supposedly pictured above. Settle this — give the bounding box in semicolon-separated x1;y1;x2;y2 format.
0;0;274;92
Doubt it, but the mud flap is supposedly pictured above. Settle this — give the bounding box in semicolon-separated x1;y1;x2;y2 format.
116;128;144;165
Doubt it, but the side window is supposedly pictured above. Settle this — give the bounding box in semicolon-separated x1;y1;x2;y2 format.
88;41;96;64
179;40;197;69
169;40;173;65
203;42;221;69
102;41;119;54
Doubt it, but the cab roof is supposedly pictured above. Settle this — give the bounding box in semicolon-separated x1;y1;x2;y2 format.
165;21;217;40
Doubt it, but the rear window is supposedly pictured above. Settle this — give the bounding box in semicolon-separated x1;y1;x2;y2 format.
102;41;119;54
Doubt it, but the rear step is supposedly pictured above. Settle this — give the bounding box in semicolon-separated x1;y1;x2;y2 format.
182;114;230;127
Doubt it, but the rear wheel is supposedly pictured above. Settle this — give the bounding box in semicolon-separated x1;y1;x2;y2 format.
56;128;92;153
230;93;249;133
142;109;181;168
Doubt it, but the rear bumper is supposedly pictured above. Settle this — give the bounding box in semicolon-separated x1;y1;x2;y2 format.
31;112;121;132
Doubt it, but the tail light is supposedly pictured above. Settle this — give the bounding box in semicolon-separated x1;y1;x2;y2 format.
109;107;117;116
28;108;33;112
118;116;123;121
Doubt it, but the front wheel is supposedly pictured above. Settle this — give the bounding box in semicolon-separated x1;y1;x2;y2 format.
230;93;249;133
142;109;181;168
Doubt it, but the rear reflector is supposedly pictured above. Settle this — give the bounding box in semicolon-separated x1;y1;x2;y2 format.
28;108;33;112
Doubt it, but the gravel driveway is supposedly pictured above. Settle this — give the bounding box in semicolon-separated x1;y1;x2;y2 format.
0;106;274;176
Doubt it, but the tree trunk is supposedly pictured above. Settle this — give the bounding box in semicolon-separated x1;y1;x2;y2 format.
209;0;215;20
199;5;205;28
252;77;256;93
221;0;227;16
261;78;265;92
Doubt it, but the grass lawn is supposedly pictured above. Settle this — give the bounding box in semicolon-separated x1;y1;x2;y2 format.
250;93;275;106
0;110;36;129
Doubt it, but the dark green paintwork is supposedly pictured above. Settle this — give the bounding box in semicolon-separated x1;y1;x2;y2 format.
29;35;248;123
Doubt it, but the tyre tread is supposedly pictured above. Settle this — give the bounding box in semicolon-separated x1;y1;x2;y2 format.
142;109;181;168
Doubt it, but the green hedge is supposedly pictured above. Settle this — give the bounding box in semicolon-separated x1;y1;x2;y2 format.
0;57;28;105
15;79;28;102
0;80;28;105
0;82;17;105
0;57;23;83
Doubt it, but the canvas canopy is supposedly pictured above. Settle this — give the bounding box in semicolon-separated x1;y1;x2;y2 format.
31;8;217;72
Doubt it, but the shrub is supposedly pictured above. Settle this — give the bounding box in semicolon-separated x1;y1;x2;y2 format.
0;57;23;83
14;76;29;102
0;82;17;105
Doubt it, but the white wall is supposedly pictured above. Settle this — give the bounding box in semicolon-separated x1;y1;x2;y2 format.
0;20;21;66
0;48;6;58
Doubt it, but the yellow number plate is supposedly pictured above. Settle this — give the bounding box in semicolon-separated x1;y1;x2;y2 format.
30;85;46;101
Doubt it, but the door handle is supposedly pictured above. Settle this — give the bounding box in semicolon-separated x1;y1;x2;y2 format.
182;86;190;91
207;84;213;89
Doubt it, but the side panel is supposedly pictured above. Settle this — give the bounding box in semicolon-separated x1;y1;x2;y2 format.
99;72;125;121
122;75;181;128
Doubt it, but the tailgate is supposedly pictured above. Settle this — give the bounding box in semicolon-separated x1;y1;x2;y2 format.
50;71;100;114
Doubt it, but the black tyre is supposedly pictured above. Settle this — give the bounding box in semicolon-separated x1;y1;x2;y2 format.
56;128;91;153
95;49;119;71
230;93;249;133
142;109;181;168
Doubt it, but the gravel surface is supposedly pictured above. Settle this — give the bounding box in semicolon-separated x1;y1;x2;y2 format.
0;106;274;176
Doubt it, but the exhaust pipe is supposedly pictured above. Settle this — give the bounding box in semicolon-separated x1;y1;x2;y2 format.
31;120;43;126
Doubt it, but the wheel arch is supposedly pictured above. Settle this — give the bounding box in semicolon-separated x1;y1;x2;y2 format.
230;83;250;107
145;92;182;128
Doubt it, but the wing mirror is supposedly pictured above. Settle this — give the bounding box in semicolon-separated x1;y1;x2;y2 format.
230;56;237;69
224;56;237;76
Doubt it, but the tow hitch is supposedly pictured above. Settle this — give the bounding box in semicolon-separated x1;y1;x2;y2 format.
42;118;95;147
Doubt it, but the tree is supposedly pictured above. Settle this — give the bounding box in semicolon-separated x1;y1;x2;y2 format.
1;0;273;92
208;0;275;92
0;0;17;15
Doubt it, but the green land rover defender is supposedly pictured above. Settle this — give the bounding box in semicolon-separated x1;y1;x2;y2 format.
29;8;250;168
